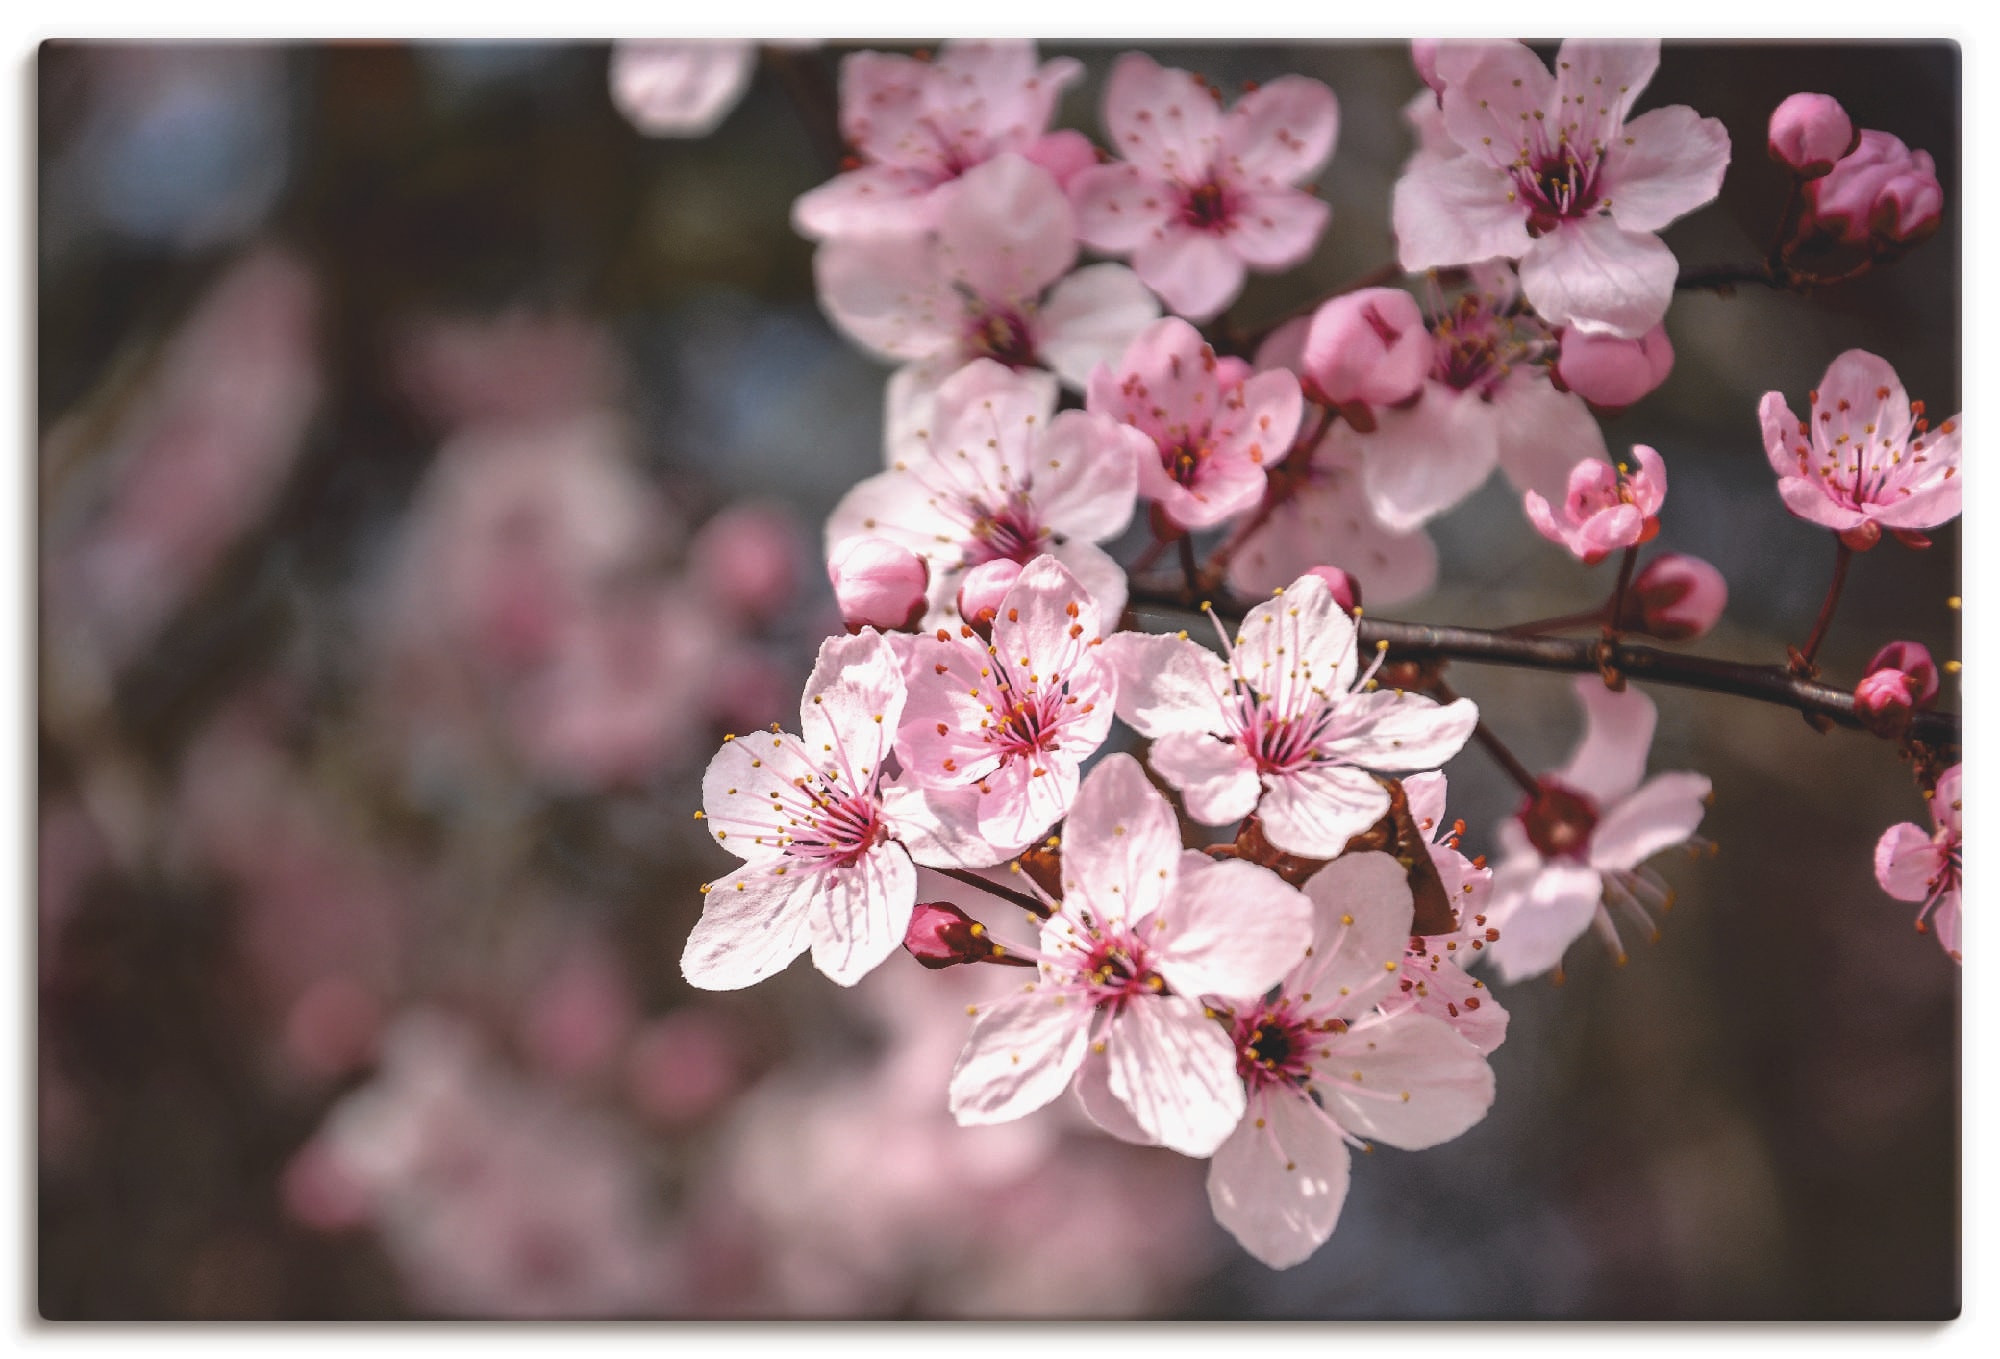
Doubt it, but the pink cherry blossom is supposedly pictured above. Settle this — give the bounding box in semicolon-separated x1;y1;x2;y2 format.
1854;641;1940;738
826;360;1152;635
1102;573;1478;858
1393;40;1730;339
1803;129;1942;248
1205;852;1496;1269
793;41;1085;240
828;536;929;633
1767;92;1856;178
815;153;1160;396
1068;52;1339;321
1875;764;1962;962
947;754;1313;1156
1386;772;1510;1056
1087;317;1303;531
895;555;1115;854
608;40;756;139
1482;676;1711;983
684;630;923;989
1525;446;1667;564
1759;349;1961;543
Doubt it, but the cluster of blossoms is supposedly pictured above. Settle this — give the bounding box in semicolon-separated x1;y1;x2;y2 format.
662;38;1962;1274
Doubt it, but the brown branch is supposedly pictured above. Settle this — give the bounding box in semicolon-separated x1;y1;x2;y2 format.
1127;590;1960;748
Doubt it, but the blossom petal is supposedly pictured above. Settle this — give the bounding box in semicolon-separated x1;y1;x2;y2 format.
1035;264;1162;390
1069;162;1175;252
1225;188;1331;271
814;232;957;361
1518;216;1677;340
1207;1089;1352;1270
1103;51;1223;181
948;989;1091;1125
1318;1011;1494;1150
1347;387;1501;533
1874;821;1945;903
1151;731;1262;826
1393;152;1533;271
936;154;1079;305
1060;752;1181;925
1552;39;1659;150
800;630;906;779
1777;475;1866;530
1588;772;1711;872
1073;1047;1158;1144
1231;572;1361;697
1046;540;1131;638
1297;850;1416;1010
880;780;1013;869
1153;855;1313;1002
1436;42;1557;168
807;843;917;986
1760;390;1808;478
792;164;943;240
1870;479;1963;530
1222;75;1339;187
1133;228;1248;322
700;733;816;864
1106;994;1245;1155
1556;672;1657;806
1603;104;1731;234
1259;762;1391;860
1492;378;1611;506
1320;691;1480;771
1100;632;1233;737
1483;861;1603;983
681;863;815;990
1031;410;1146;544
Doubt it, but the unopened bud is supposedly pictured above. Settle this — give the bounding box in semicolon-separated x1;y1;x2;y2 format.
956;558;1023;637
1804;129;1944;249
1864;641;1940;707
1557;323;1675;411
1767;92;1857;178
1854;669;1918;738
1304;565;1362;614
828;536;928;633
1615;552;1727;642
903;901;1009;969
1302;288;1431;409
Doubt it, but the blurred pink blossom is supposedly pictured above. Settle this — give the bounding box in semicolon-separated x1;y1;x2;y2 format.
1875;764;1962;962
609;40;756;139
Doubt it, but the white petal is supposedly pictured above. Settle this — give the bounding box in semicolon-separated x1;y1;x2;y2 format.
1153;857;1313;1002
1297;851;1415;1010
800;630;907;779
813;232;957;360
1060;752;1181;925
1258;762;1390;860
680;864;815;991
1349;387;1501;532
1100;632;1233;738
1588;772;1711;871
1073;1047;1160;1145
1150;731;1262;826
807;843;917;986
1483;862;1602;983
1491;378;1611;507
1318;1011;1494;1150
949;989;1091;1125
1106;995;1246;1156
1556;672;1657;806
1206;1089;1352;1270
1035;264;1162;390
1322;691;1480;771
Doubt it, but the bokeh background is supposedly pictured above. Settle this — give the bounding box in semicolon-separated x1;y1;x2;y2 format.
36;40;1960;1320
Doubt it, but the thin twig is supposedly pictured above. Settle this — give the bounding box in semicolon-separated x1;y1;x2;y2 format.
934;866;1052;919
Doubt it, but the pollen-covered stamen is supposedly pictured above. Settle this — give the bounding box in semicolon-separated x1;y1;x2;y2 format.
1803;385;1953;512
1429;293;1546;398
1056;924;1168;1013
1519;778;1600;861
788;790;888;868
967;307;1040;369
1513;136;1606;235
1231;1002;1317;1091
1180;177;1236;232
966;497;1052;565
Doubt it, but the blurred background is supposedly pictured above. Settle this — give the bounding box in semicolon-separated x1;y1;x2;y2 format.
35;40;1959;1320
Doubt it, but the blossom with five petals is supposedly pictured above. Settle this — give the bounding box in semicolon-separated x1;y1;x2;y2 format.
1875;763;1962;963
1102;573;1479;858
1524;446;1666;564
1481;675;1710;983
1068;52;1339;321
1393;40;1730;339
946;753;1313;1156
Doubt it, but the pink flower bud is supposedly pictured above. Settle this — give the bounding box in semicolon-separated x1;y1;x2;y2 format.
1854;669;1919;737
1805;129;1943;249
1767;92;1857;178
1614;552;1727;641
1304;565;1362;614
1557;324;1675;410
903;901;1003;969
691;502;803;620
1302;288;1431;409
1411;40;1445;96
828;536;929;633
1864;641;1940;707
956;557;1023;635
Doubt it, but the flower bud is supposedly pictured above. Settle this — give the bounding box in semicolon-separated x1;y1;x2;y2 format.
1767;92;1856;178
1614;552;1727;641
1865;641;1940;707
956;557;1023;636
1304;565;1362;614
828;536;928;633
1302;287;1431;409
1854;670;1917;737
903;901;1017;969
1804;129;1944;249
691;502;801;621
1557;323;1675;410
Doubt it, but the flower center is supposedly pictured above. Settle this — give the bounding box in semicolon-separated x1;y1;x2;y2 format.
791;790;886;869
967;308;1039;369
1232;1002;1317;1090
1080;929;1163;1012
1181;178;1235;232
1515;142;1604;235
1163;436;1214;487
1519;778;1600;861
966;500;1048;565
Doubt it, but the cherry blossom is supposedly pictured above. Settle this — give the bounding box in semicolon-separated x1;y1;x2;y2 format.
1803;129;1942;248
1482;676;1711;983
826;359;1151;635
1393;40;1730;339
1068;52;1339;320
1556;322;1675;411
1767;92;1856;178
1524;446;1667;564
1759;349;1960;548
1087;317;1303;531
1875;764;1962;962
608;41;757;139
684;630;922;990
1385;772;1510;1056
947;754;1313;1156
793;41;1086;240
895;555;1115;854
1205;852;1496;1269
1103;573;1478;858
815;153;1161;396
1853;641;1941;739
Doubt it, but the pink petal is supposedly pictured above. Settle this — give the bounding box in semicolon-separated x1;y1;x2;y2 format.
1319;1011;1494;1149
1153;855;1314;1001
936;154;1078;306
1933;894;1962;961
1046;540;1130;638
1144;453;1267;532
837;50;927;161
1031;410;1148;543
807;842;917;986
1105;994;1245;1156
1060;752;1181;925
1869;479;1962;531
973;753;1081;852
1551;40;1659;150
879;780;1013;870
1207;1088;1352;1270
1556;672;1657;807
1519;216;1678;340
680;864;815;991
947;989;1091;1125
1402;769;1449;834
1777;475;1866;530
609;40;754;139
1150;731;1261;825
1095;315;1219;440
1934;765;1963;836
1588;772;1711;872
1392;152;1533;271
1258;761;1391;860
1225;188;1331;271
1874;821;1944;903
1492;379;1610;506
1035;263;1161;390
1760;390;1808;478
800;630;906;778
792;164;943;240
1231;572;1362;697
1211;368;1305;472
1133;228;1249;322
1227;455;1439;607
1482;861;1603;983
1072;1047;1158;1145
1103;51;1223;181
1221;75;1340;187
1573;502;1644;557
1297;851;1416;1010
1024;128;1099;189
700;735;815;864
1436;42;1557;169
1069;162;1175;252
1817;350;1914;451
1100;632;1233;738
1347;386;1501;532
1321;690;1480;772
814;232;957;361
1602;104;1732;235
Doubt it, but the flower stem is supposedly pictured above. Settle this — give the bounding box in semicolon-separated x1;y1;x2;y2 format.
1606;545;1639;639
1793;539;1855;675
934;866;1052;920
1432;678;1541;797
